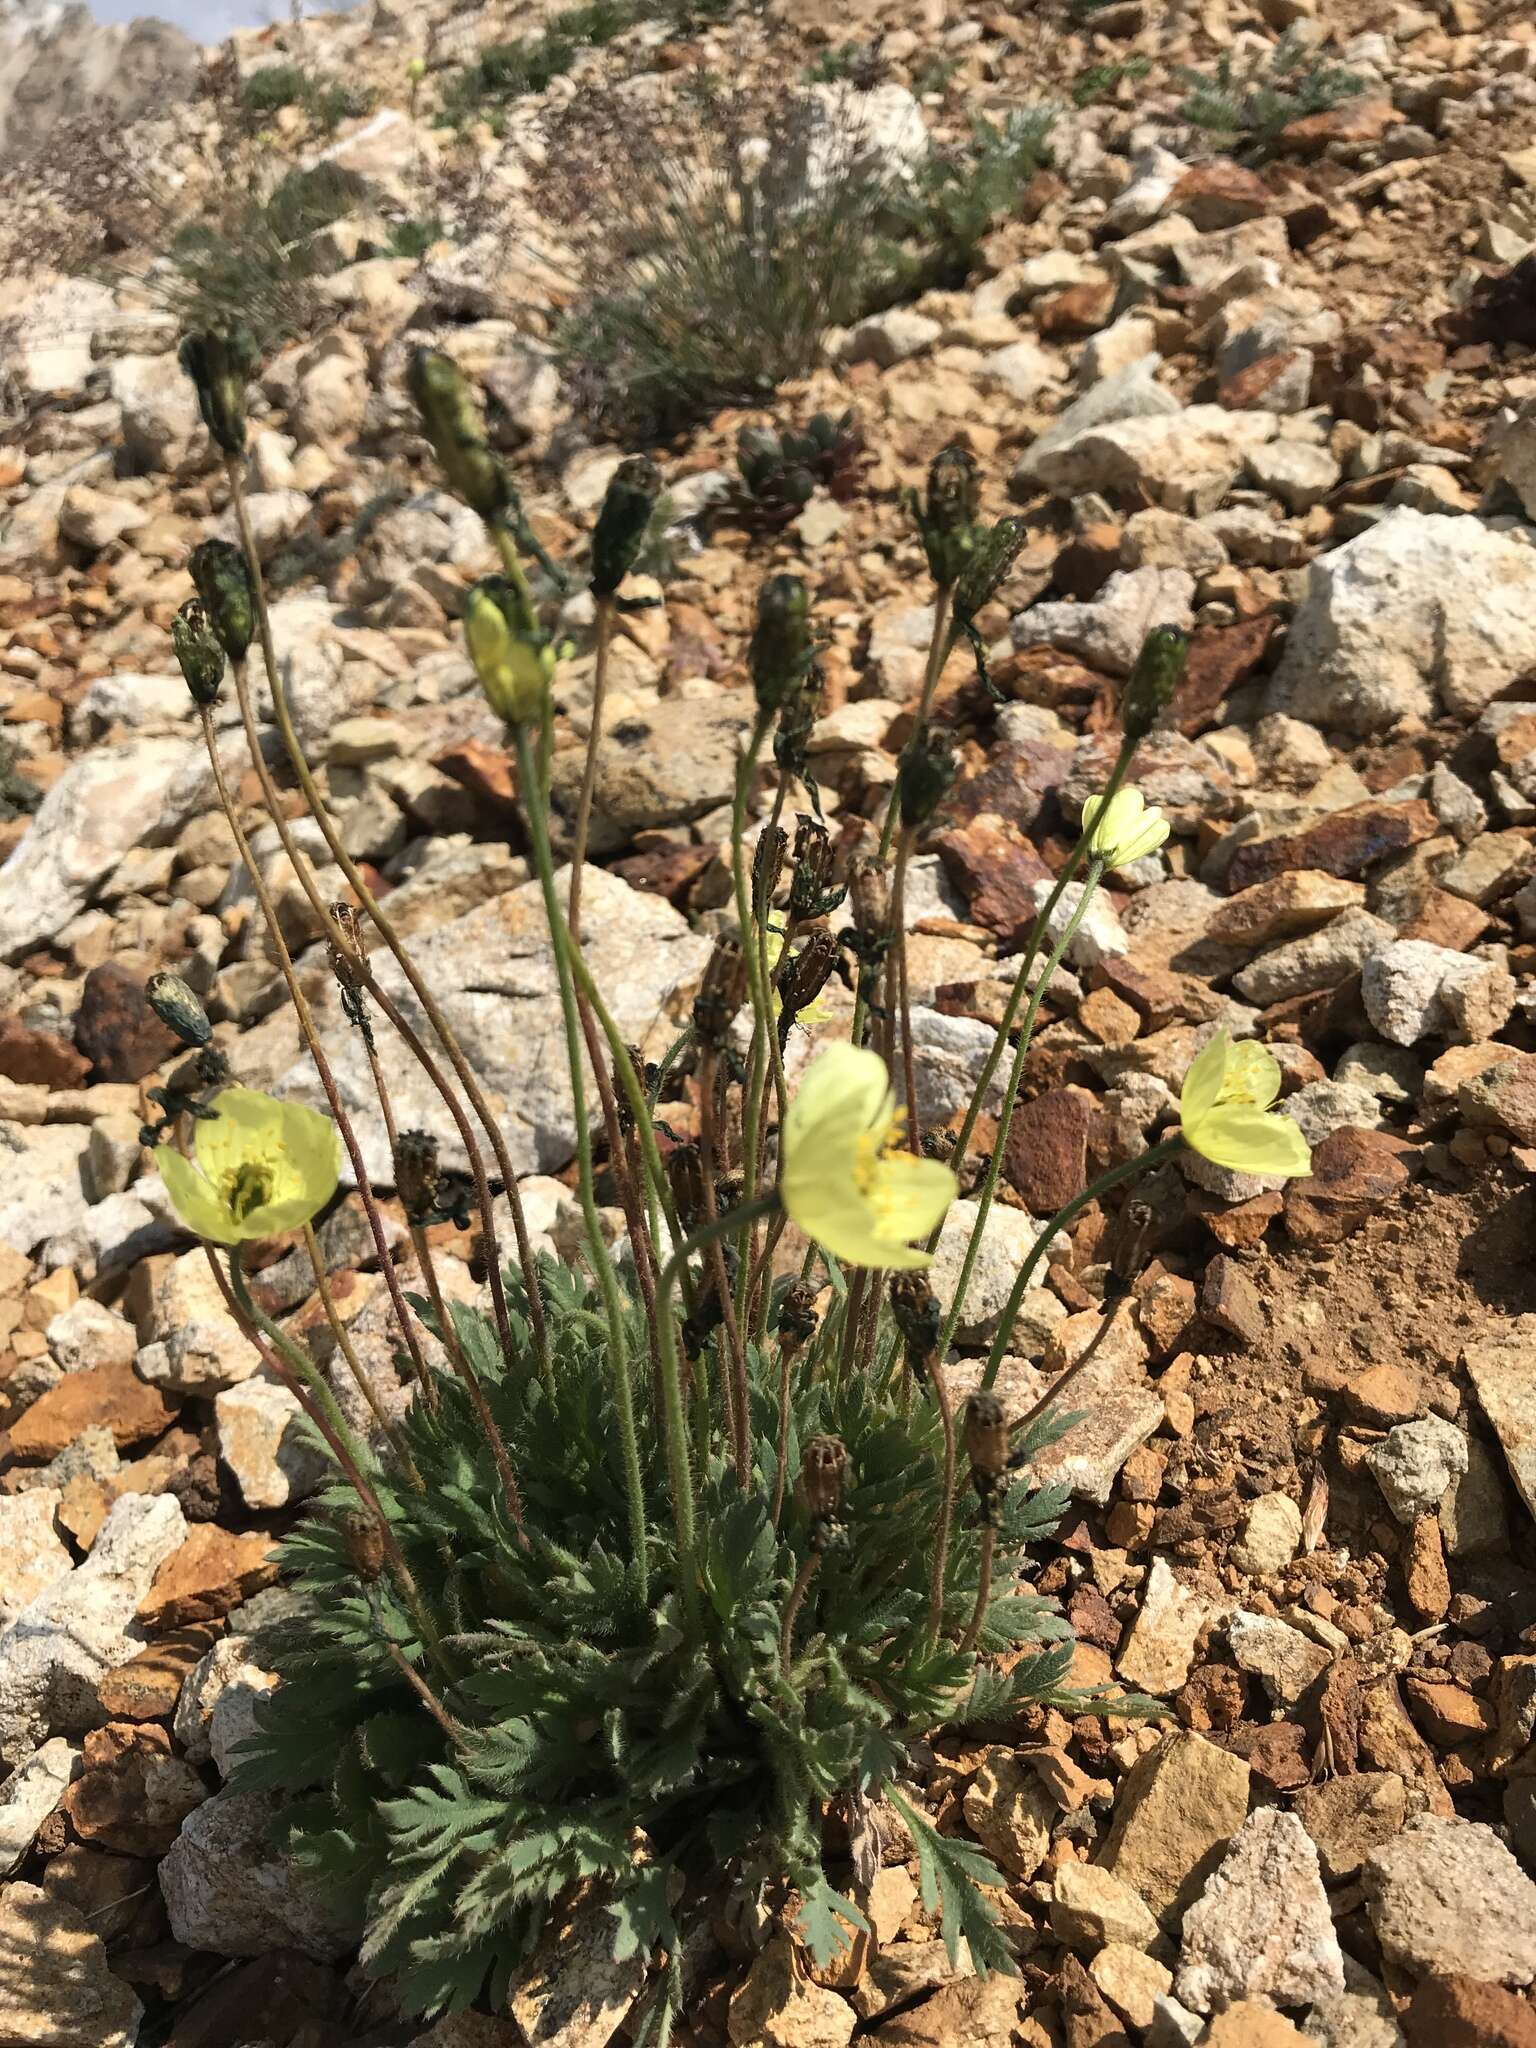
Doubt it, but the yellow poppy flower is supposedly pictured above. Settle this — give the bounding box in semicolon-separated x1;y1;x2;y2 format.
158;1087;341;1247
1082;786;1170;869
780;1044;957;1270
1178;1032;1311;1178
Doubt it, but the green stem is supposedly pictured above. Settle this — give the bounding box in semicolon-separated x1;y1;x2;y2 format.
933;858;1106;1371
513;724;649;1602
730;712;774;1280
979;1139;1182;1390
936;731;1138;1226
876;586;952;863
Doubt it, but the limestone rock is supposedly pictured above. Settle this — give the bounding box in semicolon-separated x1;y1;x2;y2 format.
1012;566;1196;678
0;1738;79;1877
928;1201;1042;1344
962;1748;1056;1881
506;1892;651;2048
1117;1558;1218;1697
1464;1326;1536;1524
0;1880;141;2048
1361;938;1515;1047
1028;405;1277;516
1363;1814;1536;1986
159;1787;358;1960
1175;1807;1343;2013
1228;1611;1330;1709
1050;1860;1162;1951
1365;1416;1469;1525
0;1493;72;1625
137;1250;255;1396
215;1379;329;1511
1098;1732;1251;1925
727;1933;855;2048
1230;1492;1302;1576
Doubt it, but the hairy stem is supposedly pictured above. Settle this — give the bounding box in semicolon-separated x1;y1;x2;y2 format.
925;1350;958;1646
960;1526;996;1657
778;1550;821;1674
698;1046;751;1482
301;1220;419;1485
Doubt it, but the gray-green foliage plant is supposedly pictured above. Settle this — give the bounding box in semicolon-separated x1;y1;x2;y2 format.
240;60;376;132
1176;30;1367;158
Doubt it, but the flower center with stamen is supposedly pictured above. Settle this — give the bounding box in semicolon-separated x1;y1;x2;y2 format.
223;1161;274;1222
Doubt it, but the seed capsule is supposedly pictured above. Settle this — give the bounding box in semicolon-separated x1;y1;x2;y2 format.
788;814;837;923
395;1129;442;1225
145;972;212;1049
963;1391;1009;1482
897;726;957;830
590;455;660;599
778;926;837;1025
798;1434;849;1521
890;1272;940;1366
913;443;980;589
339;1508;386;1584
171;599;226;707
692;934;749;1047
777;1278;818;1348
188;540;256;662
752;823;788;916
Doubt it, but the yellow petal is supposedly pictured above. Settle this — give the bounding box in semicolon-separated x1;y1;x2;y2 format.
871;1150;958;1248
275;1097;343;1201
1221;1040;1281;1113
194;1087;277;1177
1189;1106;1311;1178
782;1044;892;1173
157;1148;240;1246
1179;1031;1230;1129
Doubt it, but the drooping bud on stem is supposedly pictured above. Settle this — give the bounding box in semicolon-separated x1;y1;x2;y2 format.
749;573;813;718
406;348;514;527
1121;624;1189;742
962;1391;1009;1485
910;443;980;590
798;1433;849;1522
777;927;837;1038
849;856;891;952
788;814;842;922
590;455;660;600
897;725;957;830
188;541;256;662
463;576;555;726
776;1277;818;1351
692;935;749;1047
952;514;1028;631
395;1129;442;1226
179;329;258;456
338;1506;386;1584
752;823;788;918
171;599;226;706
890;1272;941;1375
145;972;212;1050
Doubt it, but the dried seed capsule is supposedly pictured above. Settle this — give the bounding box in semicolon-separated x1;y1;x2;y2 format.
179;328;258;456
777;1278;818;1348
788;814;838;922
1121;624;1189;742
463;576;554;726
395;1129;442;1225
327;902;367;988
890;1272;940;1367
897;726;957;830
749;573;812;717
667;1142;704;1229
338;1508;386;1584
913;443;980;590
848;856;891;948
799;1433;849;1521
692;934;749;1047
590;455;660;599
778;926;837;1025
406;347;513;526
963;1391;1009;1483
145;972;212;1049
188;541;256;662
752;822;788;916
171;599;225;707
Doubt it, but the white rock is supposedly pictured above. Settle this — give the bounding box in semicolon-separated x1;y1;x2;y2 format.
1272;509;1536;734
1121;508;1228;578
1013;565;1195;678
1284;1079;1385;1145
290;330;369;446
1363;1813;1536;1986
0;1880;142;2046
929;1200;1043;1344
46;1299;136;1373
842;308;942;368
0;1738;79;1876
109;351;207;474
58;485;148;551
1244;440;1341;512
1228;1610;1330;1708
0;1492;186;1766
160;1787;357;1959
0;737;193;960
1175;1808;1344;2014
1232;908;1393;1004
78;670;190;736
1116;1557;1217;1696
1230;1491;1302;1575
1366;1416;1469;1526
0;278;116;398
1361;938;1516;1046
138;1249;256;1395
982;337;1061;402
801;81;930;188
1015;354;1180;487
1029;405;1278;515
1029;877;1128;967
0;1123;94;1259
215;1379;328;1511
0;1495;72;1627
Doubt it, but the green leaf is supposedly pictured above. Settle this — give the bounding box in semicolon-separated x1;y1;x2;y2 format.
887;1788;1017;1978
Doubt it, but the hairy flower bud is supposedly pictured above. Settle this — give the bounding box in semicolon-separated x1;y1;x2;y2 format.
778;926;837;1026
395;1129;442;1225
590;455;660;599
890;1272;940;1367
339;1508;386;1585
788;814;838;923
171;599;225;707
693;934;749;1047
145;971;212;1050
912;443;980;590
179;328;258;456
406;348;513;526
463;576;554;726
188;541;256;662
897;726;957;830
798;1433;849;1521
963;1391;1009;1482
752;822;788;916
749;573;812;717
777;1277;818;1348
1121;624;1189;742
952;514;1027;629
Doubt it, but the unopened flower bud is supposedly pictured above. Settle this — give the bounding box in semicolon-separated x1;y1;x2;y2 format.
849;856;891;949
179;328;258;456
395;1129;442;1225
752;822;788;916
777;1277;818;1348
749;573;812;717
1121;624;1189;742
788;814;838;923
145;971;212;1049
953;514;1027;629
188;540;256;662
406;348;513;526
778;926;837;1026
897;727;956;830
692;934;749;1047
591;455;660;599
327;902;367;989
963;1391;1009;1482
913;443;980;590
798;1433;849;1521
339;1508;386;1584
463;576;554;725
890;1272;940;1367
171;599;225;707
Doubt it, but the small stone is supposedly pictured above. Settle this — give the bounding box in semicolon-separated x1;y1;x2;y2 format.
1228;1612;1330;1709
1099;1731;1251;1925
1403;1513;1451;1622
0;1492;72;1624
45;1298;135;1373
1342;1364;1426;1427
1459;1054;1536;1149
928;1201;1042;1344
1199;1255;1264;1346
1366;1417;1468;1526
159;1787;357;1960
1464;1328;1536;1525
0;1739;79;1877
1231;908;1393;1004
1050;1860;1163;1952
1293;1772;1409;1883
137;1524;278;1632
215;1378;328;1510
1362;938;1516;1047
962;1748;1055;1881
1230;1493;1302;1576
727;1933;855;2048
1226;801;1439;896
1283;1127;1414;1248
1199;2007;1309;2047
1363;1814;1536;1986
97;1627;218;1722
73;962;180;1084
873;1974;1026;2048
1404;1974;1536;2048
843;308;941;368
1093;1943;1173;2029
1117;1557;1219;1697
6;1356;175;1462
850;1937;972;2021
1175;1807;1343;2015
507;1892;652;2048
0;1881;142;2048
60;1719;205;1856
